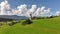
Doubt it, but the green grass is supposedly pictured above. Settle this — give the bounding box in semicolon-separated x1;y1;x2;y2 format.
0;16;60;34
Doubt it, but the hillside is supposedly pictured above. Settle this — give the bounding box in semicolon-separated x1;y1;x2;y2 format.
0;16;60;34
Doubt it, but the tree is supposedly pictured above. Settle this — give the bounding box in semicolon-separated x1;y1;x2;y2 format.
29;13;32;20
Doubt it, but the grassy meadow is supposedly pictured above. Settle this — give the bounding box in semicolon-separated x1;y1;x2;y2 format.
0;16;60;34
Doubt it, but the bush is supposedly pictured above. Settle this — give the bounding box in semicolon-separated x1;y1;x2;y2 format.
0;23;3;26
8;21;18;26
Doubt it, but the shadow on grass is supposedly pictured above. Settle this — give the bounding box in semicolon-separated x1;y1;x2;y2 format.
22;19;33;25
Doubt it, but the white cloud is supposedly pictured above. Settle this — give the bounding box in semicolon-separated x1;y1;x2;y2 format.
33;6;51;17
54;11;60;16
26;5;37;17
0;0;11;15
0;0;52;17
40;6;45;12
16;4;28;16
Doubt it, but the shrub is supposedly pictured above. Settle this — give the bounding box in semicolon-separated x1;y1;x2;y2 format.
0;23;3;26
8;21;18;26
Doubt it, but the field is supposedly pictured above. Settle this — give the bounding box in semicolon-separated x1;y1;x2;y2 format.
0;16;60;34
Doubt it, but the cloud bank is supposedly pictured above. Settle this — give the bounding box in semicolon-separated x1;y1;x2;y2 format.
0;0;59;17
54;11;60;16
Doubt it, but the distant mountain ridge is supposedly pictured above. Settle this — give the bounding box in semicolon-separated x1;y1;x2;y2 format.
0;15;28;20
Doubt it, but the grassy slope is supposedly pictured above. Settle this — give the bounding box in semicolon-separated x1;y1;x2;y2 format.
0;17;60;34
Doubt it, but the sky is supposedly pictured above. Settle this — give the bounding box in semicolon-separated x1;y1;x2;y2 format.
0;0;59;11
0;0;60;17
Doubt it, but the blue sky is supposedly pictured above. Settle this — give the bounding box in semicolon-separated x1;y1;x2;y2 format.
0;0;60;11
0;0;60;15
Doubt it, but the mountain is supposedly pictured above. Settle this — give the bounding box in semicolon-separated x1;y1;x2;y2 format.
0;15;28;20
